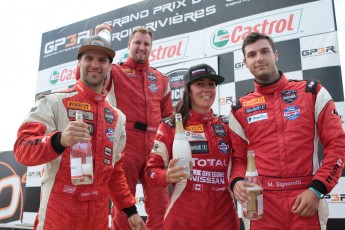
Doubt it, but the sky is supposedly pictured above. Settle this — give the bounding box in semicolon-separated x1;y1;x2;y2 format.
0;0;143;151
0;0;344;151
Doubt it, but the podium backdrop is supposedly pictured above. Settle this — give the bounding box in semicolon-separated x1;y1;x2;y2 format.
1;0;344;229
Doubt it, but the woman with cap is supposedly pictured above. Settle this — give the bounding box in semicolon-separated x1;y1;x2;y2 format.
145;64;239;229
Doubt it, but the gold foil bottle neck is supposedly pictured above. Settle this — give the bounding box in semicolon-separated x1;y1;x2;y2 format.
247;150;256;172
175;113;184;135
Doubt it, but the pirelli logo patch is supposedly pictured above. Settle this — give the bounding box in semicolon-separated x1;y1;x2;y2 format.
67;101;91;111
185;125;204;132
243;96;265;107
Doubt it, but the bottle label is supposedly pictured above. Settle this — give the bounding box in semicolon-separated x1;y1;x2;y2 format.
70;158;83;178
175;157;193;178
257;194;263;215
82;163;93;176
245;171;258;177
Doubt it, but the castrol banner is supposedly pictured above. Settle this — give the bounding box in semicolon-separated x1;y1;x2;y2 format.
204;0;335;55
36;61;78;94
38;0;320;71
36;0;336;95
114;35;196;68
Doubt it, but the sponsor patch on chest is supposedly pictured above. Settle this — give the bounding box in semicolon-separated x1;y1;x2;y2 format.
185;125;204;132
105;128;114;142
218;140;229;154
186;131;206;141
247;113;268;124
190;141;209;154
245;104;266;114
281;90;297;104
148;72;157;82
104;107;114;124
243;96;265;107
148;83;158;92
67;101;91;111
284;106;300;120
212;124;226;138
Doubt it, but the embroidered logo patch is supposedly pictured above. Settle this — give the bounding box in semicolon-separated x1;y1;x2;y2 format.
284;106;300;120
218;140;229;154
281;90;297;104
105;128;114;142
148;83;158;92
104;107;114;124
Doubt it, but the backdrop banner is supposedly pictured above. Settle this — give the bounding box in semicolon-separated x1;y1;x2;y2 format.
9;0;343;229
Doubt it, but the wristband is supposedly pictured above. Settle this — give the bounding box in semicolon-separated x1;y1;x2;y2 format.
123;205;138;218
309;187;324;199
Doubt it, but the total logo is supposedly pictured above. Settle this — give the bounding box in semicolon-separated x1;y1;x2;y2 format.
211;10;301;49
49;65;77;86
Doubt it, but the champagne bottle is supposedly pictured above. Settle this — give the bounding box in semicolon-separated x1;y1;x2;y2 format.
172;113;193;179
98;29;111;43
70;110;94;185
243;150;263;220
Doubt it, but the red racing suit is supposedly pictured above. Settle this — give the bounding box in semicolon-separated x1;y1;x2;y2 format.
145;110;239;230
14;80;136;230
104;58;173;230
229;73;345;230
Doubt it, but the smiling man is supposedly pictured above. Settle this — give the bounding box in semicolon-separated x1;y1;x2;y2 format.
75;23;174;230
229;32;345;230
14;35;145;230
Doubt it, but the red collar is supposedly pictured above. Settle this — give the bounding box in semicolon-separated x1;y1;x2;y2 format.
74;80;107;102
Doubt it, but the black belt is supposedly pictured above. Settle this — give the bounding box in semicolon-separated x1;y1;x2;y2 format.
134;122;148;131
127;121;157;133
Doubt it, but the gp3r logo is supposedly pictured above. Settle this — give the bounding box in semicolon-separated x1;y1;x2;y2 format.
301;46;336;57
0;162;24;220
44;30;92;54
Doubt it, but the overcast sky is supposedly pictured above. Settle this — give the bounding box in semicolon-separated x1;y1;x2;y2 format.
0;0;143;151
0;0;344;151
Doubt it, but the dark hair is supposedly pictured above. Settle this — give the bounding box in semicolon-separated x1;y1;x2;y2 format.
129;26;153;42
242;32;276;58
174;84;191;125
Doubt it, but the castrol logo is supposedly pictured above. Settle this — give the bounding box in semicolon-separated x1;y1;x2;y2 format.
149;37;188;64
211;9;301;49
